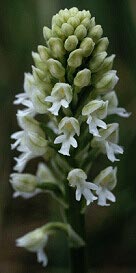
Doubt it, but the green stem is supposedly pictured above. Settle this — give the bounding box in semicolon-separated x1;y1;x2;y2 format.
66;187;87;273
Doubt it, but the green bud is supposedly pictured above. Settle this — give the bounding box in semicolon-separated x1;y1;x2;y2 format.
61;23;74;36
38;46;51;62
67;16;80;28
43;26;52;41
48;37;65;58
32;66;45;81
98;54;115;74
81;18;91;29
93;37;109;55
89;51;107;73
26;132;47;156
80;37;95;57
52;25;65;40
95;70;119;93
68;49;83;68
74;68;91;88
64;35;78;51
88;25;103;43
47;58;65;79
69;7;79;15
74;24;87;40
52;14;63;27
10;173;37;193
89;17;95;28
32;52;46;71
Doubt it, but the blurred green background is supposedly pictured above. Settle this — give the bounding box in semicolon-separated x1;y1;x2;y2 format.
0;0;136;272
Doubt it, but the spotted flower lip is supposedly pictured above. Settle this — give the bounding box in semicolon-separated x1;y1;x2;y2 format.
82;100;108;136
67;168;98;205
91;123;123;162
45;82;72;116
94;166;117;206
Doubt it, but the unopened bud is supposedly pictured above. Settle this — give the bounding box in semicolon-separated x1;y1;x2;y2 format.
52;25;65;40
61;23;74;36
32;52;45;71
81;18;91;29
17;112;44;136
74;69;91;88
31;88;48;114
68;49;83;68
64;35;78;51
10;173;37;193
89;51;107;73
74;25;87;40
47;58;65;79
93;37;109;55
98;54;115;74
32;66;45;82
48;38;65;58
88;25;103;43
38;46;51;63
80;37;95;57
26;132;47;155
43;26;52;41
95;70;119;94
67;16;80;28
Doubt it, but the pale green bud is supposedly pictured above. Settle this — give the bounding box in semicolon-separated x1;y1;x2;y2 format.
88;25;103;43
74;69;91;88
61;23;74;36
68;49;83;68
95;70;119;94
47;58;65;79
38;46;51;63
78;10;91;20
26;132;47;155
93;37;109;55
98;54;115;74
32;66;45;82
69;7;79;15
67;16;80;28
24;73;35;96
52;25;65;40
81;18;91;29
89;51;107;73
64;35;78;51
52;14;63;27
43;26;52;41
89;17;96;28
48;38;65;58
10;173;37;193
17;112;44;137
80;37;95;57
74;25;87;40
31;88;48;114
32;52;46;71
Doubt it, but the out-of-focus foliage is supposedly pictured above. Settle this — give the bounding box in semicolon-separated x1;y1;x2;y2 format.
0;0;136;272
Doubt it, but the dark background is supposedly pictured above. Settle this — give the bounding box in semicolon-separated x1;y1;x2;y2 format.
0;0;136;272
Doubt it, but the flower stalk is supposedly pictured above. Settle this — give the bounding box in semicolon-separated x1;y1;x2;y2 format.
10;7;130;272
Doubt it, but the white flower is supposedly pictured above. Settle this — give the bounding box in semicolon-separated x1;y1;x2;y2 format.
82;100;108;136
91;123;123;162
103;91;131;117
67;169;98;205
14;73;34;105
94;166;117;206
54;117;80;156
11;130;47;172
45;83;72;116
16;227;48;267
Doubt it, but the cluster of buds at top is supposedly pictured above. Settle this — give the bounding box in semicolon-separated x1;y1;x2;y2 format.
11;7;130;267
